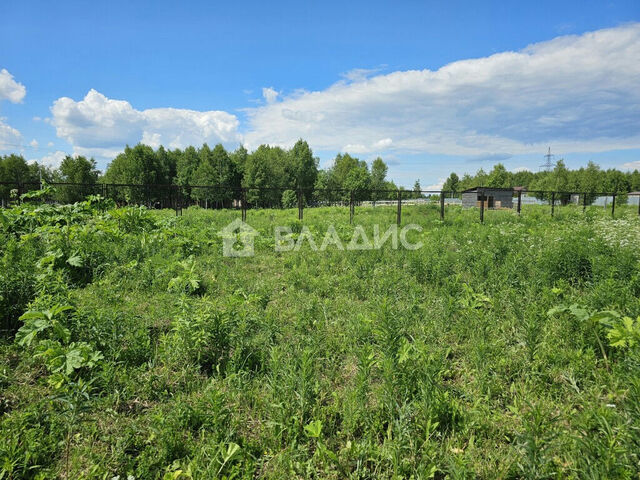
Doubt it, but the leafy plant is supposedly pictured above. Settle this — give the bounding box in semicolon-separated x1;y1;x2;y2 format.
458;283;492;311
304;419;345;475
548;303;614;369
167;257;203;295
35;340;104;388
597;313;640;349
16;304;74;347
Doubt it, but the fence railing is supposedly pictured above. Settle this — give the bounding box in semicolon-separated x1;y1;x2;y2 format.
1;181;639;224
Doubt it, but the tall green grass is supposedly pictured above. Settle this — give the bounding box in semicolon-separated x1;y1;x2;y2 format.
1;200;639;478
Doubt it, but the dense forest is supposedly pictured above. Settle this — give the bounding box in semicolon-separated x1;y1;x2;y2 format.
1;140;639;206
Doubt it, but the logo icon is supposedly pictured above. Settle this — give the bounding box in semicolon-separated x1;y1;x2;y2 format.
219;219;259;257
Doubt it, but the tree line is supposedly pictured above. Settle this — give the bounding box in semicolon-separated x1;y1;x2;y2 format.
1;140;422;207
3;143;638;207
443;160;640;203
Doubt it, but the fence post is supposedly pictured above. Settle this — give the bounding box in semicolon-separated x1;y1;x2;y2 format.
583;192;587;212
638;196;640;217
396;190;402;226
174;186;178;216
242;188;247;222
611;194;616;218
349;191;354;224
517;190;522;215
440;191;445;220
551;192;555;217
479;188;484;223
297;189;303;221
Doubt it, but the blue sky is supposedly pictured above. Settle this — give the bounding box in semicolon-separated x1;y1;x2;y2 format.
1;0;639;187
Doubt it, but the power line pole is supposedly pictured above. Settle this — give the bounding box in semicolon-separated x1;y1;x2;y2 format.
540;147;554;172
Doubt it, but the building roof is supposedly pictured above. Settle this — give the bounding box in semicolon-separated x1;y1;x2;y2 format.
461;187;515;193
629;191;640;196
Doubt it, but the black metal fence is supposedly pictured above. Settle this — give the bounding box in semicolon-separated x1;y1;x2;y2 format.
1;181;639;224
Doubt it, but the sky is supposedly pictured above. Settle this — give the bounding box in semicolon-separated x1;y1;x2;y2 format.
1;0;639;188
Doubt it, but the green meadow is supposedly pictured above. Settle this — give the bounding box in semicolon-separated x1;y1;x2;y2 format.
1;197;640;479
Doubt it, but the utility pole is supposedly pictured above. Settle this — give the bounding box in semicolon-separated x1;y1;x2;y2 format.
540;147;554;172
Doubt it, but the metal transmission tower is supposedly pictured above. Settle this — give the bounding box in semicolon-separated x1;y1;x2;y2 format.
540;147;555;171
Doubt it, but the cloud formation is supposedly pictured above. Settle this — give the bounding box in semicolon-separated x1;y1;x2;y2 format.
262;87;279;104
0;120;21;151
50;89;241;159
0;69;26;103
43;24;640;166
244;24;640;156
622;161;640;170
31;150;67;168
0;69;27;151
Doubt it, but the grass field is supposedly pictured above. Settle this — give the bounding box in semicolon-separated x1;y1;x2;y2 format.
2;198;640;478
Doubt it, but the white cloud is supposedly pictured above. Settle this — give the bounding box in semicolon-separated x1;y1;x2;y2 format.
50;89;241;160
262;87;279;104
30;150;67;168
342;143;367;154
424;178;446;191
373;138;392;149
47;141;54;147
0;69;26;151
0;69;26;103
244;24;640;156
342;138;393;154
511;166;531;173
29;139;38;149
340;67;383;82
621;161;640;170
0;117;21;151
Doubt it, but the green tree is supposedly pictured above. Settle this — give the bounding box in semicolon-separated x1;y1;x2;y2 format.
56;155;100;203
487;163;511;188
474;168;488;187
442;172;460;193
103;144;162;203
630;170;640;191
191;155;218;206
0;154;42;201
553;160;572;204
230;145;248;189
243;145;291;207
174;146;199;200
191;144;237;207
343;165;371;201
370;157;388;200
155;146;176;185
329;153;371;201
0;154;31;184
331;153;364;186
512;169;534;189
458;173;474;192
413;180;423;198
281;189;297;208
578;161;602;204
289;140;318;195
